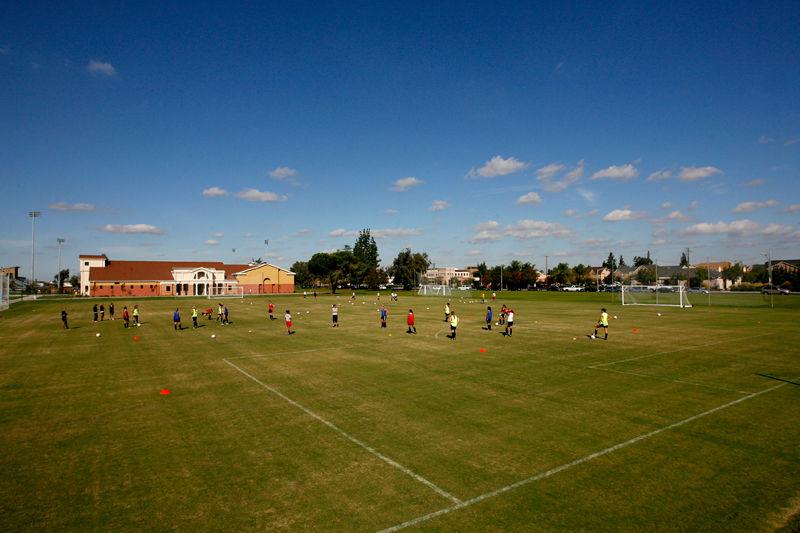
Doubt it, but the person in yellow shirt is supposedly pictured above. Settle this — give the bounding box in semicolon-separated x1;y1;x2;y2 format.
191;306;198;329
448;312;459;340
444;302;451;322
592;308;609;340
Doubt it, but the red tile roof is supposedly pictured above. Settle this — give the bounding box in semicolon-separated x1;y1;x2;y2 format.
89;260;251;282
79;254;108;259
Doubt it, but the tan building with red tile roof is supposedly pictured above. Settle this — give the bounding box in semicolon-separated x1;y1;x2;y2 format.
79;255;294;297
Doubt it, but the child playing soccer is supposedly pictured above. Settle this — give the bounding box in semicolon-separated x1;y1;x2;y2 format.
406;309;416;334
499;304;507;325
100;304;105;321
448;312;459;340
191;306;198;328
123;306;130;328
331;304;339;327
61;309;69;329
173;308;181;330
592;308;609;340
485;306;493;330
284;310;294;334
444;302;451;322
109;302;115;320
132;305;140;326
505;308;514;337
380;305;388;328
268;301;275;320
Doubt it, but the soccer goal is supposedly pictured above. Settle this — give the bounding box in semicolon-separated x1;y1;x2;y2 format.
0;274;9;310
208;286;244;299
417;284;452;296
621;285;692;308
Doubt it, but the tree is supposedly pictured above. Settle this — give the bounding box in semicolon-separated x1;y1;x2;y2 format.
364;267;389;288
618;255;627;267
388;248;430;289
308;252;352;293
573;264;590;285
291;261;313;288
474;262;488;288
53;269;69;293
633;251;654;267
602;253;617;271
353;229;379;267
679;252;689;267
721;262;744;290
636;266;656;284
69;274;80;293
549;263;574;285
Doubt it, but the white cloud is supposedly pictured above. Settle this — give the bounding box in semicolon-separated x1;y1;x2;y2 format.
505;219;572;239
329;227;419;239
385;208;398;215
465;249;483;257
429;200;450;211
101;224;163;234
661;202;672;209
86;60;116;77
746;178;766;187
590;163;638;181
785;138;800;146
202;186;228;197
678;166;723;181
204;239;219;245
786;204;800;213
760;223;796;236
602;209;645;222
665;210;688;221
647;169;672;182
536;163;565;181
683;219;760;236
467;155;529;178
577;188;596;204
235;189;288;202
212;232;224;238
688;200;700;210
563;208;577;217
391;176;424;192
49;202;95;212
269;166;297;179
732;199;778;213
516;192;542;205
758;135;774;144
468;220;502;243
537;160;583;192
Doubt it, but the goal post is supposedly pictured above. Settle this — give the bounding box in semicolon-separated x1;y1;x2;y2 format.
208;285;244;299
621;285;692;308
417;284;452;297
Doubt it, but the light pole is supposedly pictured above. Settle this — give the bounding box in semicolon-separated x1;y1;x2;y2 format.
28;211;41;292
764;251;773;309
57;238;65;293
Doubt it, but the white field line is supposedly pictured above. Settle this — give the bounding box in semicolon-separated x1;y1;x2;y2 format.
222;358;462;505
225;345;359;361
589;332;774;368
377;378;791;532
590;366;754;395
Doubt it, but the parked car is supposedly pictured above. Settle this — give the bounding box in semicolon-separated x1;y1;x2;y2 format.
652;286;676;293
562;285;584;292
688;287;709;294
761;285;790;295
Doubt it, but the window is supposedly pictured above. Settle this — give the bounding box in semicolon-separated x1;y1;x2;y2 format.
140;285;144;289
84;261;89;266
166;286;171;292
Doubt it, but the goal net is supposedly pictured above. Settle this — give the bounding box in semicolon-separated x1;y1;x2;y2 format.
417;284;452;297
621;285;692;308
208;285;244;299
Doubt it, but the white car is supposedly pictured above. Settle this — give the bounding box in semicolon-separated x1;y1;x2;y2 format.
562;285;584;292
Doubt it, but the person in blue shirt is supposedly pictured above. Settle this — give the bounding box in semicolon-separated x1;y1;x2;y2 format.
485;306;493;330
380;305;388;328
223;305;229;325
173;308;181;330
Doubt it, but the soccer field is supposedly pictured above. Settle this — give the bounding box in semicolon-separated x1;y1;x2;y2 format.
1;292;799;531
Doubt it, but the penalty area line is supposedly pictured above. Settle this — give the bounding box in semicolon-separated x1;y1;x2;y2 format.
377;377;791;532
222;358;462;505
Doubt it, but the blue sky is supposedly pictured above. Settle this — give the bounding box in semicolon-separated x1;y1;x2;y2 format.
2;1;799;280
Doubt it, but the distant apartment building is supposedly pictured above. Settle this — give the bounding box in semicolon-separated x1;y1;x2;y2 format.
424;267;473;285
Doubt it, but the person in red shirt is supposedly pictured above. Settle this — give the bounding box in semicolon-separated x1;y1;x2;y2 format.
268;301;275;320
122;306;130;328
406;309;417;334
284;310;293;334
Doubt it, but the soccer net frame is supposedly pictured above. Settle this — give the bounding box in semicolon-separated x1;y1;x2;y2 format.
0;274;9;310
208;285;244;299
621;285;692;308
417;284;452;297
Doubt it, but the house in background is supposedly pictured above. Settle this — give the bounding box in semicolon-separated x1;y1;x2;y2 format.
79;254;294;297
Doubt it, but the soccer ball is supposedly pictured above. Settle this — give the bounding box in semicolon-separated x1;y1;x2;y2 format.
657;312;662;316
590;334;596;339
211;334;216;339
614;315;618;319
96;333;101;337
495;322;499;326
137;323;141;327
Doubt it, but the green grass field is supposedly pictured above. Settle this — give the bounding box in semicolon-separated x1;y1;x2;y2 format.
1;291;799;531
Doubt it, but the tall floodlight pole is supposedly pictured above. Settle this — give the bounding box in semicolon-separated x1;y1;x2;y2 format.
56;238;65;293
29;211;41;292
764;251;773;309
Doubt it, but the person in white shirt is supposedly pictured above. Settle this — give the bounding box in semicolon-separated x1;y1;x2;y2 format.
505;309;515;337
331;304;339;327
284;310;294;335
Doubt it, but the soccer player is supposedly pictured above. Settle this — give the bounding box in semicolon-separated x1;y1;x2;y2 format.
109;302;115;320
499;304;507;325
331;304;339;327
217;303;224;322
485;306;493;330
505;308;514;337
173;308;181;330
303;291;307;299
268;301;275;320
93;303;98;322
380;305;388;328
449;312;459;340
314;291;317;300
492;292;496;302
406;309;416;334
351;291;356;301
132;305;140;325
99;304;105;321
592;308;609;340
203;306;213;320
223;305;229;325
122;306;130;328
61;308;69;329
191;306;198;328
284;310;294;334
444;302;451;322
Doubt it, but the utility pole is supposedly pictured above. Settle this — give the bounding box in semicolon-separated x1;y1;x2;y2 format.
545;255;548;289
57;238;65;293
764;251;773;309
28;211;41;293
685;247;692;288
